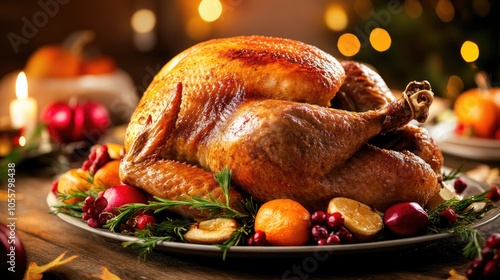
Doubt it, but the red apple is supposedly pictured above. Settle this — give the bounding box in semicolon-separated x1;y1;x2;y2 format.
42;100;110;144
102;184;149;214
383;202;429;237
0;223;27;280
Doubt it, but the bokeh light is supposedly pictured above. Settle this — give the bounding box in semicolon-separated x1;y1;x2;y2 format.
198;0;223;22
404;0;423;19
353;0;374;19
473;0;491;17
436;0;455;22
338;33;361;57
461;41;479;63
131;9;156;33
369;28;391;52
446;75;464;99
325;4;348;31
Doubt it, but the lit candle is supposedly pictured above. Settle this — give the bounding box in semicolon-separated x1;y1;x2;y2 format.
10;71;38;144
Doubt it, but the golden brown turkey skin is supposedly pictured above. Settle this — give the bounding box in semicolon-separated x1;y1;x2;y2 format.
333;60;444;174
120;36;440;216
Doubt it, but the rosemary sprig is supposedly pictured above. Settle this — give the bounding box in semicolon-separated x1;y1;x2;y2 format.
427;179;497;259
105;167;259;260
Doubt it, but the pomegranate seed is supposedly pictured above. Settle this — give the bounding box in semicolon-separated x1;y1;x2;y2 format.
453;178;467;194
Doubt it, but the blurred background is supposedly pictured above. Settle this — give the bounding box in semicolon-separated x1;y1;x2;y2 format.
0;0;499;169
1;0;498;98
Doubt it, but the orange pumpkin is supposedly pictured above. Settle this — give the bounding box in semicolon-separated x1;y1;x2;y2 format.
24;45;82;78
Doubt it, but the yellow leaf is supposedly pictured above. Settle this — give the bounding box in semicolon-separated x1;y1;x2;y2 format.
23;251;78;280
91;266;121;280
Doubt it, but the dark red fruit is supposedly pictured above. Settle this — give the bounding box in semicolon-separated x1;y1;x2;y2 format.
136;215;156;230
311;225;329;241
310;211;328;226
439;208;457;227
383;202;428;237
326;234;341;245
453;177;468;194
247;230;268;246
485;233;500;249
336;226;354;243
327;212;344;231
486;186;500;202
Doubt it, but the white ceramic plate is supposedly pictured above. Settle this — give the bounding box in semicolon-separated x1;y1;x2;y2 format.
46;175;500;259
427;119;500;160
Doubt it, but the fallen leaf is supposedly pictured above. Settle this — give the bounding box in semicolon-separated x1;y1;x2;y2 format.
23;251;78;280
448;269;467;280
91;266;121;280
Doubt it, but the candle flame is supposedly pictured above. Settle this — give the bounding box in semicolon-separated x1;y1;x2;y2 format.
16;71;28;99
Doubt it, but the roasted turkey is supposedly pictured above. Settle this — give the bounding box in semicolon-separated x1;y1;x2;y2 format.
120;36;443;218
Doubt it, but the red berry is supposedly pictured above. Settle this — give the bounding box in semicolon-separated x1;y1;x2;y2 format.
311;225;329;241
327;212;344;231
136;215;156;230
317;239;327;246
337;226;354;243
486;186;500;202
453;177;468;194
252;230;268;246
93;196;108;212
310;211;328;225
439;208;457;227
87;217;101;228
485;233;500;249
326;234;341;245
482;259;499;278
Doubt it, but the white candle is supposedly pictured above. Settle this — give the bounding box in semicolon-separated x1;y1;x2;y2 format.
10;71;38;144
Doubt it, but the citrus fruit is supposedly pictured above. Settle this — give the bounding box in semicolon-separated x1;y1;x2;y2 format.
327;197;383;241
93;160;121;189
254;199;311;246
454;89;498;138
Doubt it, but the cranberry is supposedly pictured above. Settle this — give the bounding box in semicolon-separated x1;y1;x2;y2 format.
252;230;268;246
485;233;500;249
327;212;344;231
136;215;156;230
337;226;354;243
326;234;341;245
93;196;108;212
87;217;101;228
453;177;468;194
439;208;457;227
311;225;329;241
317;239;327;246
482;260;499;278
466;259;485;279
486;186;500;202
310;211;328;225
481;246;495;261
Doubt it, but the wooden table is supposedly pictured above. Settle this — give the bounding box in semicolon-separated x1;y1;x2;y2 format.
1;152;499;280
